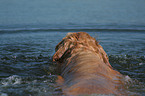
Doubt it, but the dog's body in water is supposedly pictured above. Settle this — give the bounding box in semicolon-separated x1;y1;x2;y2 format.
53;32;127;96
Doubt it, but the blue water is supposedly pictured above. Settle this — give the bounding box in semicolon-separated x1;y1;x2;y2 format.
0;0;145;29
0;0;145;96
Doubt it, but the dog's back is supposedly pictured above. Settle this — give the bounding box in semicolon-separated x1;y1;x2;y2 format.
53;32;127;96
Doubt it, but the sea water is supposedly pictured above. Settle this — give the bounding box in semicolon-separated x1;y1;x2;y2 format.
0;0;145;96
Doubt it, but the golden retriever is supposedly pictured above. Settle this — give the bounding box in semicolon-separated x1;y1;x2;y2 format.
53;32;126;96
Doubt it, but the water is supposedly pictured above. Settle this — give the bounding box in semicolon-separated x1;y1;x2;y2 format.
0;0;145;96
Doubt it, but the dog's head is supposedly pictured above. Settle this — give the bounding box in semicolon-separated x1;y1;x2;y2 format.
53;32;112;68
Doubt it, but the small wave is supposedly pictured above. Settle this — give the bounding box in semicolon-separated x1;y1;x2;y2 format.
0;54;51;62
0;75;58;96
124;75;132;82
0;93;8;96
1;75;22;86
0;27;145;33
109;54;145;85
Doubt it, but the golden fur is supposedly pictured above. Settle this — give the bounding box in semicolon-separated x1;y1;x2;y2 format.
53;32;126;96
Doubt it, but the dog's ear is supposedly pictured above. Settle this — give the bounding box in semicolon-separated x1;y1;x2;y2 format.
53;39;74;62
53;33;77;62
53;40;67;62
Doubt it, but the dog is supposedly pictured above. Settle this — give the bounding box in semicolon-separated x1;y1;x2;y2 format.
53;32;126;96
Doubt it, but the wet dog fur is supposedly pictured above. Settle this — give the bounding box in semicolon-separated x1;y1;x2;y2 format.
53;32;126;96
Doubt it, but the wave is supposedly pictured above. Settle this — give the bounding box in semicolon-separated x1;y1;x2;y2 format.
0;75;58;96
1;75;22;86
0;27;145;33
0;55;144;96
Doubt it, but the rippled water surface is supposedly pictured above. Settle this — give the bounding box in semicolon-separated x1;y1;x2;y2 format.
0;31;145;96
0;0;145;96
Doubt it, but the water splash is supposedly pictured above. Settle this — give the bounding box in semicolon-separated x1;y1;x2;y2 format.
0;93;8;96
1;75;21;86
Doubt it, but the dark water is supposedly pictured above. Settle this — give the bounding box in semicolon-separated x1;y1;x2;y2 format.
0;31;145;96
0;0;145;96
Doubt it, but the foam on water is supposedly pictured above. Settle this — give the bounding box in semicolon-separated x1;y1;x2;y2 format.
124;75;132;82
1;75;21;86
0;93;8;96
0;75;60;96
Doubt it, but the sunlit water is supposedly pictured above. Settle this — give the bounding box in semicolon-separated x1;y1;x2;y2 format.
0;0;145;96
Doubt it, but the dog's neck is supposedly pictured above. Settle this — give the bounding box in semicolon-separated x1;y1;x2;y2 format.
60;49;120;80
